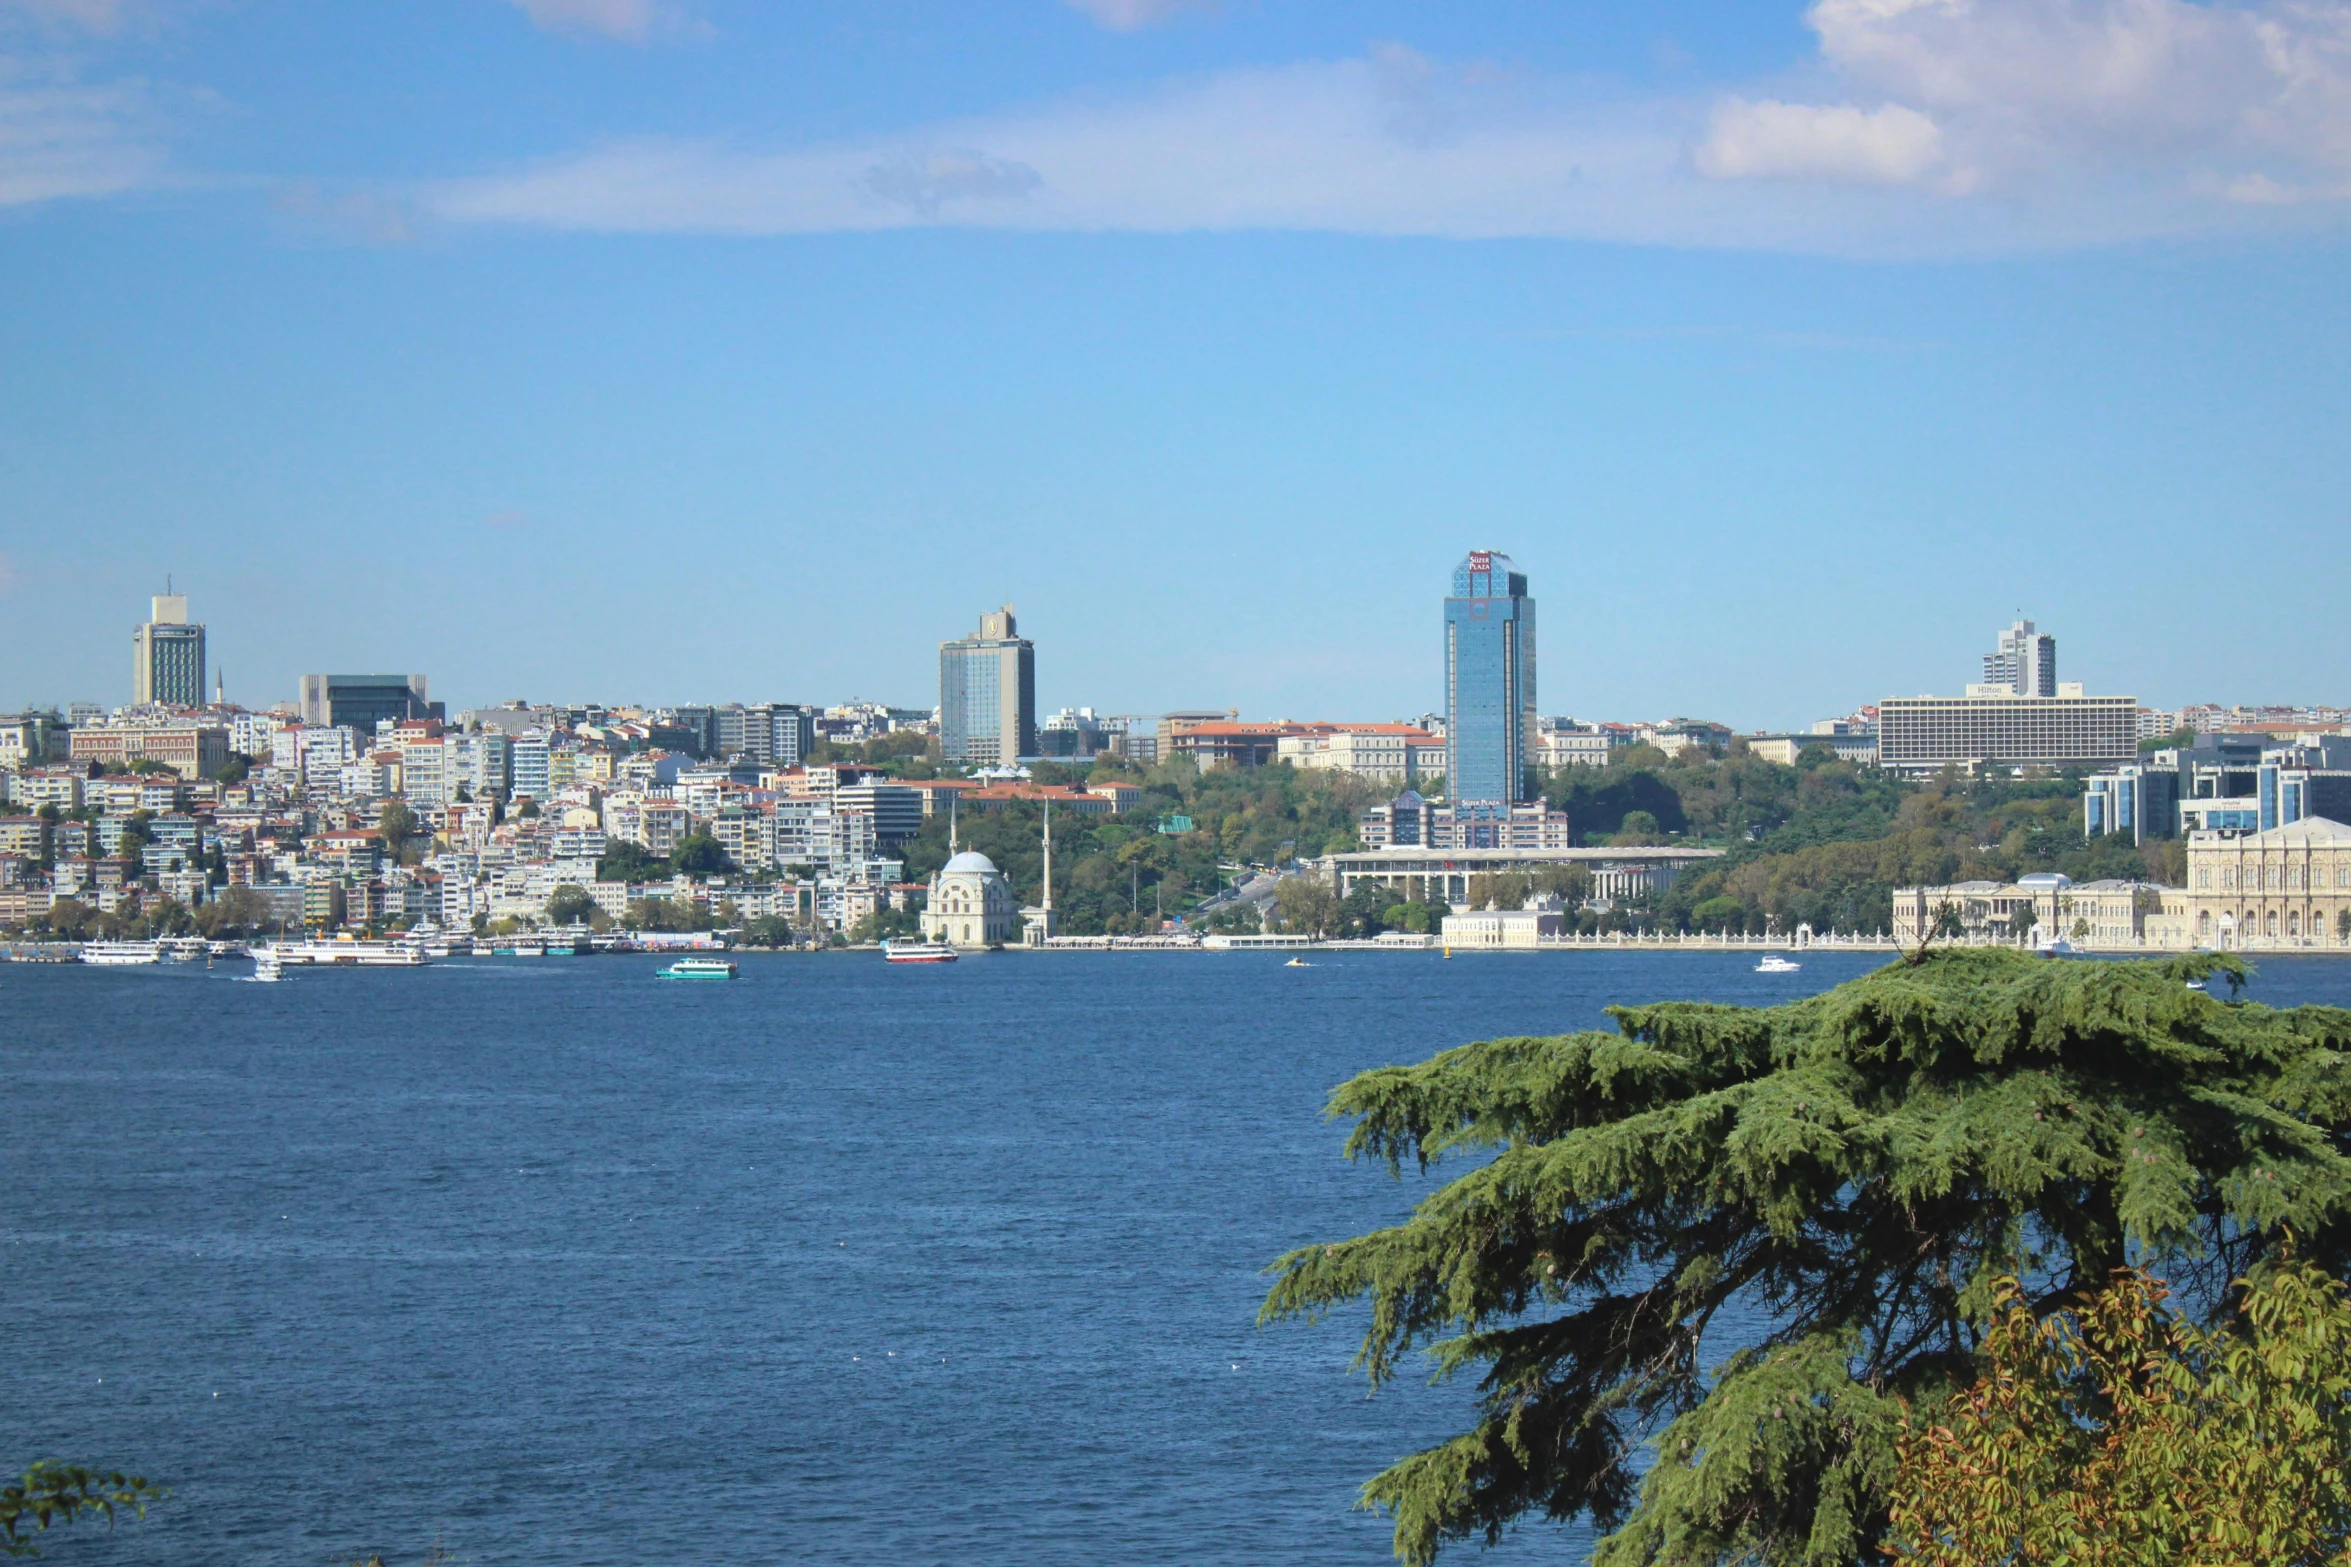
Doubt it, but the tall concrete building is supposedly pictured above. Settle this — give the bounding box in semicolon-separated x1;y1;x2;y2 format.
939;606;1036;766
132;590;206;707
299;674;441;732
1981;618;2057;698
1443;551;1537;811
1878;690;2136;777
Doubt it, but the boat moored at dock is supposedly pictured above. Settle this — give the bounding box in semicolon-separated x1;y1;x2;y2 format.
77;941;161;966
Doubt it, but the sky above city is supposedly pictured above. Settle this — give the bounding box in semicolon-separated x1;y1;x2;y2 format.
3;0;2348;727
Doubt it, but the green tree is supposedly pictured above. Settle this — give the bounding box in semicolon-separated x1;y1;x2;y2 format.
623;897;714;933
1465;872;1529;911
2;1461;163;1557
596;840;665;883
544;884;599;927
1612;808;1664;846
1887;1259;2351;1566
376;801;418;861
668;832;730;879
741;914;795;947
1260;948;2351;1566
1690;894;1747;931
1272;875;1339;937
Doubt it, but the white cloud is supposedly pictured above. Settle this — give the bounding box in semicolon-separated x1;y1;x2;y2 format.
0;0;125;32
1064;0;1216;30
0;59;164;206
1696;98;1947;184
507;0;684;43
421;2;2351;252
1790;0;2351;187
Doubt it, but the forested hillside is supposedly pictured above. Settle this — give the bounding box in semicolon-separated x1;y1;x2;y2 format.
887;742;2169;938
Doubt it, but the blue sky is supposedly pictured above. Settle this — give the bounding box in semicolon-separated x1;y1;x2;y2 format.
2;0;2347;728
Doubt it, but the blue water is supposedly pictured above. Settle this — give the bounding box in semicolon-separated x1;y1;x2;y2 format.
10;951;2350;1566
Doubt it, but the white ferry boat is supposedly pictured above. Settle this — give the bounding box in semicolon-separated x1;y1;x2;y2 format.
883;940;958;965
1755;954;1802;973
159;936;210;962
657;956;738;980
78;940;161;966
250;947;285;982
279;938;430;967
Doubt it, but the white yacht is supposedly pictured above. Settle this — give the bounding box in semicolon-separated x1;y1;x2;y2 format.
250;947;285;982
1754;954;1802;974
78;941;161;966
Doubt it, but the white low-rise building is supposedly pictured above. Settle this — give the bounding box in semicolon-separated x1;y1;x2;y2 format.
1441;898;1568;949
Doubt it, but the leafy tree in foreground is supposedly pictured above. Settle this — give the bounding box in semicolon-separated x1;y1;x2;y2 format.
1886;1259;2351;1565
2;1462;162;1557
1260;948;2351;1565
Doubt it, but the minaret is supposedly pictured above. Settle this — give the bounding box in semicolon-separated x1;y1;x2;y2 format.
949;794;959;856
1042;800;1053;925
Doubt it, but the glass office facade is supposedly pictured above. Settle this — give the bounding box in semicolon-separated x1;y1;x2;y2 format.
1444;551;1536;811
939;608;1036;765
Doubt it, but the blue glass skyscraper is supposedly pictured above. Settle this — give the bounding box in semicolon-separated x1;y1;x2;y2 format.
1444;551;1536;808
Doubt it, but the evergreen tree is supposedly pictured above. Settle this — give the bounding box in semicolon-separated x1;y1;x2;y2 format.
1261;949;2351;1565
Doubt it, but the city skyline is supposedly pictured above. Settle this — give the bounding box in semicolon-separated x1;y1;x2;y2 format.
0;570;2318;735
4;5;2348;723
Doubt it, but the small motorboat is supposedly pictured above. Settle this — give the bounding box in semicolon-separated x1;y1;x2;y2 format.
657;957;738;980
2186;980;2207;991
1755;954;1802;974
1284;957;1310;968
883;940;958;964
250;947;284;983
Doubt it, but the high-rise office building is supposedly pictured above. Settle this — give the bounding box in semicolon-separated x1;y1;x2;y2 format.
1443;551;1537;807
940;606;1036;766
132;590;206;708
298;674;442;732
1981;618;2057;698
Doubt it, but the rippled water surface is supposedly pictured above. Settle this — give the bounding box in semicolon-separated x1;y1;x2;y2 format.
10;950;2348;1565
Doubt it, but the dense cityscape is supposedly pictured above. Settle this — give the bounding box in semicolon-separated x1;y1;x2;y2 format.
5;552;2347;959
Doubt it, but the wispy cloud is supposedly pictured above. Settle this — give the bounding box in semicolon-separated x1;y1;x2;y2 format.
506;0;695;43
424;0;2351;255
0;56;166;206
1064;0;1217;31
0;0;126;33
274;180;422;244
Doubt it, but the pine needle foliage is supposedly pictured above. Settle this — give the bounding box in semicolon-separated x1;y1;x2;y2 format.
1259;948;2351;1566
1886;1259;2351;1565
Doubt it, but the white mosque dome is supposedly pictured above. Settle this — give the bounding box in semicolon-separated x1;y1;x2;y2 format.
942;851;1000;875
